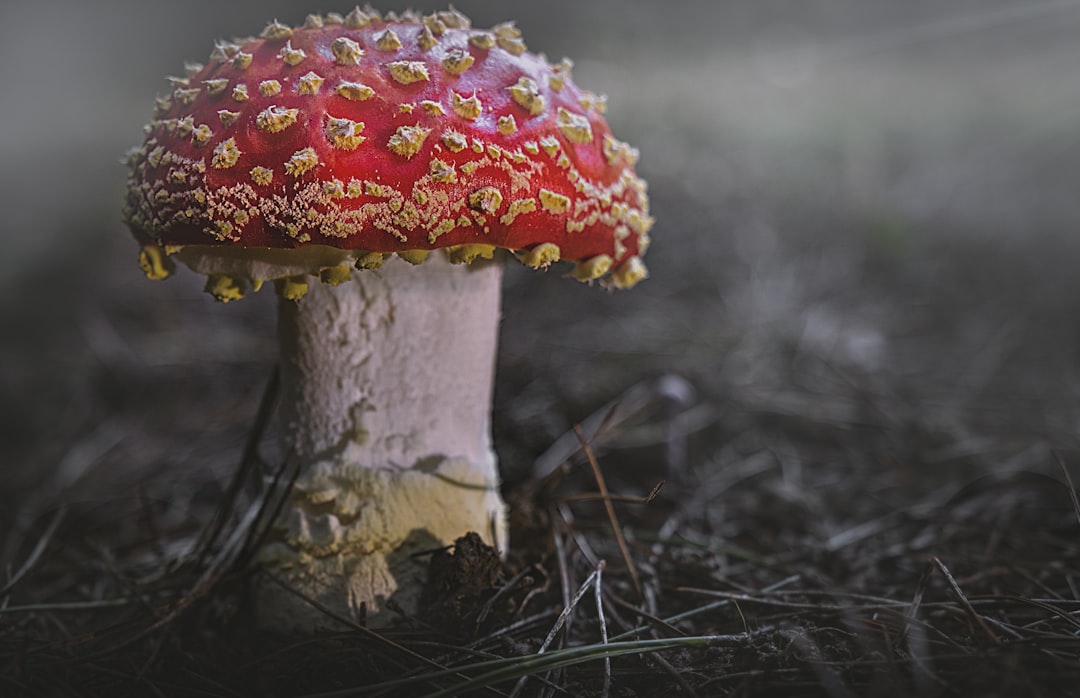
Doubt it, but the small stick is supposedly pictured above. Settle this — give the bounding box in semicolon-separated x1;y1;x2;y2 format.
552;526;573;635
594;561;610;698
897;558;934;647
543;527;572;698
933;556;1001;645
559;502;601;567
560;480;664;505
509;562;604;698
575;425;643;601
237;451;302;567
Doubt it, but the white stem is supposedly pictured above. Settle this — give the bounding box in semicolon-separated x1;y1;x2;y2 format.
257;255;506;631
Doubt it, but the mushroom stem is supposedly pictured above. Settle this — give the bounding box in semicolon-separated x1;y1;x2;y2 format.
257;255;506;631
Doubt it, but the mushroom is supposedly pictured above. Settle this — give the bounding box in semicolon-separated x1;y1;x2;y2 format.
124;7;651;630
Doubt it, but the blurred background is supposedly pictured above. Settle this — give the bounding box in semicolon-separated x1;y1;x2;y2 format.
5;0;1080;512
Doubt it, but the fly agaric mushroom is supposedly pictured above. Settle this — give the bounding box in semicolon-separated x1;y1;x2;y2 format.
124;6;651;630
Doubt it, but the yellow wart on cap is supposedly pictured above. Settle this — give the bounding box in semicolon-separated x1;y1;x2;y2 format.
442;130;467;152
441;49;474;74
437;7;470;29
203;78;229;95
573;254;613;281
355;252;386;269
251;166;274;185
538;189;571;214
320;266;352;285
556;108;593;144
365;181;396;197
209;41;240;62
500;197;536;225
279;41;306;65
172;117;193;140
297;71;325;95
447;244;496;264
508;77;545;116
261;19;293;40
173;87;200;105
469;32;495;49
285;147;319;176
417;25;438;50
397;249;429;265
344;6;372;28
451;92;482;120
519;242;560;269
611;256;648;289
257;105;299;132
345;179;364;197
259;80;282;97
578;91;607;113
423;13;447;35
429;158;457;183
493;22;526;55
387;61;430;84
211;138;242;168
325;116;365;150
332;36;364;65
337;81;375;101
209;220;235;240
375;28;403;51
497;115;517;135
205;274;247;302
421;100;445;116
274;275;309;300
539;135;560;156
387;125;432;158
322;179;345;197
138;245;175;280
428;219;456;243
468;186;503;215
549;58;573;91
191;124;213;145
603;134;640;166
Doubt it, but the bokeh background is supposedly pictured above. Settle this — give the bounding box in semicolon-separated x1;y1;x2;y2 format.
5;0;1080;561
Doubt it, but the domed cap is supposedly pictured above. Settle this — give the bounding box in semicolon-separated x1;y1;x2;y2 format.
124;7;652;296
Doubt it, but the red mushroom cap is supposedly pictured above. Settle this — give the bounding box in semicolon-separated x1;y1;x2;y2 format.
124;8;651;290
